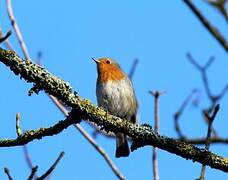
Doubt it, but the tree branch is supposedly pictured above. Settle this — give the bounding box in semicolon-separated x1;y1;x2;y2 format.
49;95;125;180
183;0;228;52
0;49;228;173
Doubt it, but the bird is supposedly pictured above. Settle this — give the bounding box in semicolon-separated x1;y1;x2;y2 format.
93;57;138;158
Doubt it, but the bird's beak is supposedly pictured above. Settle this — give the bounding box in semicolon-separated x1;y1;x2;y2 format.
92;57;99;63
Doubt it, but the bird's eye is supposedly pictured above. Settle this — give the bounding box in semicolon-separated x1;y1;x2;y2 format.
106;60;111;64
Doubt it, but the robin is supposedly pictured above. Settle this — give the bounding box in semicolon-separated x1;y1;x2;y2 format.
93;57;138;158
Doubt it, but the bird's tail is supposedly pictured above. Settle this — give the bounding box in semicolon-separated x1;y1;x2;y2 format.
115;132;130;158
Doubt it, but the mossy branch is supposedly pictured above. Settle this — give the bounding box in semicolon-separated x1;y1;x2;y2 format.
0;48;228;173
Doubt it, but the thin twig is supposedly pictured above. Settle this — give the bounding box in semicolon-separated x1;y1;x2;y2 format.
0;28;13;50
15;113;22;136
16;113;37;179
183;0;228;51
186;53;228;136
186;53;215;100
4;39;13;50
4;167;13;180
129;58;139;80
0;30;12;44
24;150;35;179
205;0;228;21
18;113;36;179
217;84;228;101
37;152;64;180
48;95;69;115
49;95;125;180
27;166;38;180
187;52;212;88
23;146;37;179
198;104;220;180
0;29;13;50
174;89;198;138
149;91;164;180
181;136;228;144
6;0;30;59
74;125;126;179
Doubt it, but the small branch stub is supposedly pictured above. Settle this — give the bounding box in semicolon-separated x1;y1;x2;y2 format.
16;112;22;136
4;167;13;180
0;30;12;44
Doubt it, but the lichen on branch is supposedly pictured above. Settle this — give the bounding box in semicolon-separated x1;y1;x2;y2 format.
0;48;228;173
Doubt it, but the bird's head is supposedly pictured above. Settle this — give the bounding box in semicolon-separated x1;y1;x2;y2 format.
92;57;125;83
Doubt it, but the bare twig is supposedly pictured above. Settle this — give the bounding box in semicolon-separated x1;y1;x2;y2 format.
181;136;228;144
27;166;38;180
4;167;13;180
217;84;228;101
186;53;228;136
0;28;13;50
36;152;64;180
15;113;22;136
129;58;139;80
183;0;228;51
4;39;13;50
48;95;68;115
15;113;37;179
6;0;30;59
198;104;220;180
17;113;37;180
74;125;125;180
23;145;37;180
149;91;164;180
0;30;12;44
205;0;228;21
174;89;198;138
27;152;64;180
187;53;215;100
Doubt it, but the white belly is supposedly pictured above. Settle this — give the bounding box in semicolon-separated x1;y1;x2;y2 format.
96;78;137;120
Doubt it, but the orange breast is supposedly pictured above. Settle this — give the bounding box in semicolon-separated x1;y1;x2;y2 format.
98;63;125;83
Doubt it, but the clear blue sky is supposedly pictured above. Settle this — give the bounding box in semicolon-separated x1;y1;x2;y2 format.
0;0;227;179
